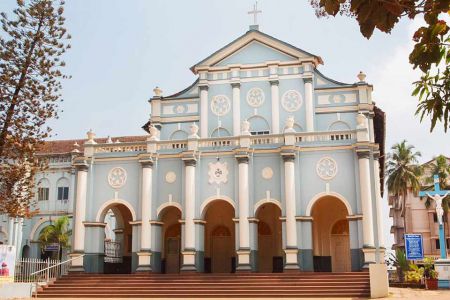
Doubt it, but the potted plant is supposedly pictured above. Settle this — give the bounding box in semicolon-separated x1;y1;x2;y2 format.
423;257;439;290
406;263;424;285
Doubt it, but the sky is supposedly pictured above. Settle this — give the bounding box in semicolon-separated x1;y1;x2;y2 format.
1;0;449;249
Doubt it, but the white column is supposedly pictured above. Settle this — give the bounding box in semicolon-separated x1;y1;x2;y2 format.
232;83;241;136
236;155;251;271
303;78;314;133
70;162;88;271
137;158;153;271
270;80;280;134
373;152;384;249
358;151;376;265
200;86;209;138
7;217;14;245
283;154;299;269
182;159;197;271
13;218;19;249
16;218;23;259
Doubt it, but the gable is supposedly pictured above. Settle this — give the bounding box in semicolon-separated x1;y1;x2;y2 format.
215;41;297;66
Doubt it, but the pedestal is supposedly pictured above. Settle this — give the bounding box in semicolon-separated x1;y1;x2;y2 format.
362;247;376;268
68;253;85;272
435;259;450;289
284;248;299;270
181;250;197;272
136;251;152;272
236;249;252;272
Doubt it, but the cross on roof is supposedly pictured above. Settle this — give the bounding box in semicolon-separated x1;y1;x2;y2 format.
419;175;450;197
248;1;262;25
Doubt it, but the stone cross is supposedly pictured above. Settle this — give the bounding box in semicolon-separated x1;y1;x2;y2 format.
248;2;262;25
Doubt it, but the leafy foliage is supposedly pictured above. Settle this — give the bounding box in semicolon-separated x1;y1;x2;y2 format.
310;0;450;132
38;216;72;259
423;257;438;279
386;249;410;282
0;0;70;216
421;154;450;211
406;263;424;283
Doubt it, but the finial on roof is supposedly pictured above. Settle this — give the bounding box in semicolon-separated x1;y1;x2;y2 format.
106;136;112;143
153;86;162;97
357;71;366;83
248;1;262;31
71;142;80;153
86;129;96;144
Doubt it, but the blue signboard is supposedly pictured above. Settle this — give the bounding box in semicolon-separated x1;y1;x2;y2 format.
404;234;424;260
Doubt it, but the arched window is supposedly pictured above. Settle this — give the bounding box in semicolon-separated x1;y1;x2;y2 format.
248;115;270;135
56;177;70;202
37;178;50;201
211;127;231;138
170;130;188;140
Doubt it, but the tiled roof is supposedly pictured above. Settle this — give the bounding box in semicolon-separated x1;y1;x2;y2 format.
36;135;147;154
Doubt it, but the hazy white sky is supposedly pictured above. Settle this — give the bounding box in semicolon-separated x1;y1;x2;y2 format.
1;0;449;248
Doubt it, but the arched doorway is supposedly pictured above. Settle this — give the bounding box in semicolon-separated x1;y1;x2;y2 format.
311;196;351;272
22;245;31;259
100;203;133;274
159;206;181;273
204;200;235;273
256;203;282;272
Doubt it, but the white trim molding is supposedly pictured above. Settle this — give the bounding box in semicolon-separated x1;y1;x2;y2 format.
95;198;137;222
305;191;353;216
200;195;236;219
254;198;282;215
156;202;183;220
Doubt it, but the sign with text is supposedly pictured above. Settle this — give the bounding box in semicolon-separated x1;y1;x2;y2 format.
0;245;16;283
405;234;424;260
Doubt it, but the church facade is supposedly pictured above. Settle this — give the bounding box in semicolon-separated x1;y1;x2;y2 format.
4;27;386;274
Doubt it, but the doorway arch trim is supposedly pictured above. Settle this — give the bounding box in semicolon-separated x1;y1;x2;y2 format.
254;198;282;215
95;199;137;222
305;191;353;217
157;202;183;220
200;195;236;219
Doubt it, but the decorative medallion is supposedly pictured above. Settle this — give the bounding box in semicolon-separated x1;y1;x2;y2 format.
247;88;265;107
281;90;303;112
329;94;345;104
211;95;231;116
108;167;127;189
165;171;176;184
208;161;229;185
261;167;273;180
316;157;338;180
175;104;186;114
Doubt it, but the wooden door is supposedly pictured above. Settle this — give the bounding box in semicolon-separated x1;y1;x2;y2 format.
212;236;232;273
258;235;273;272
165;237;180;273
331;234;350;272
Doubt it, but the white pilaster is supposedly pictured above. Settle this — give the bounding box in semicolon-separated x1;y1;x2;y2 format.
200;86;209;138
373;152;384;249
358;151;375;250
16;218;23;259
182;158;197;271
232;83;241;136
283;153;299;269
71;160;89;271
270;80;280;134
303;77;314;133
137;157;153;271
236;155;251;271
12;218;19;249
7;217;14;245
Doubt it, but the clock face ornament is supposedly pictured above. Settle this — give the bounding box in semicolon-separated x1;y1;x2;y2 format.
108;167;127;189
316;157;338;180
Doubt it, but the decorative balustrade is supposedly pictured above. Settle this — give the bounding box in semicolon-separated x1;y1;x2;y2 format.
90;130;357;154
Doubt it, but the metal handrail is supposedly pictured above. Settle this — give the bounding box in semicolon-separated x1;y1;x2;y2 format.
30;254;85;277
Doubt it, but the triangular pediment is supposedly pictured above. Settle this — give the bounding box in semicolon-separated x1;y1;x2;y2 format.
191;30;322;73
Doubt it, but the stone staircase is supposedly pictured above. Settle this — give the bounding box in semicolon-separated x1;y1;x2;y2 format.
37;272;370;298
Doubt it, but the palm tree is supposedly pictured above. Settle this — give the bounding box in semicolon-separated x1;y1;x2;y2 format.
38;216;72;260
386;140;422;236
423;155;450;212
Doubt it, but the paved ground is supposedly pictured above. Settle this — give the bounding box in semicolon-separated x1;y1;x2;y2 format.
3;288;450;300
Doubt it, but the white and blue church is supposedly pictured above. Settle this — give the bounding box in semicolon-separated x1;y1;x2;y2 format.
3;26;386;275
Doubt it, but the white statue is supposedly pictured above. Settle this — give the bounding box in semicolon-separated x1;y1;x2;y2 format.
86;129;96;144
356;113;367;128
189;123;199;138
284;116;296;133
426;192;450;225
148;125;160;141
241;119;250;135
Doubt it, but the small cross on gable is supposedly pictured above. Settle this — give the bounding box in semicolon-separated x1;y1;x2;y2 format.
248;1;262;26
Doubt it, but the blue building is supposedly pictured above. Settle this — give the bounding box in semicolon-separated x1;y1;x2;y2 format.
4;26;386;274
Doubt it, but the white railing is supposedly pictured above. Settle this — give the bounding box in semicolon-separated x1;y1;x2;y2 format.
94;142;147;153
15;258;68;283
89;130;357;154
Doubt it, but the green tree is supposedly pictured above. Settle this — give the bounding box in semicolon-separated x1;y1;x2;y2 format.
38;216;72;260
0;0;70;216
422;154;450;211
310;0;450;132
386;140;422;227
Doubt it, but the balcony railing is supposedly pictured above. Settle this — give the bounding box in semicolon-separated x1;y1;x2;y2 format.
91;130;357;155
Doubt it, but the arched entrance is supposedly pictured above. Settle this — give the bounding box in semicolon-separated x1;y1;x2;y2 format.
159;206;181;273
256;203;282;272
100;203;133;274
22;245;31;259
204;200;235;273
311;196;350;272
